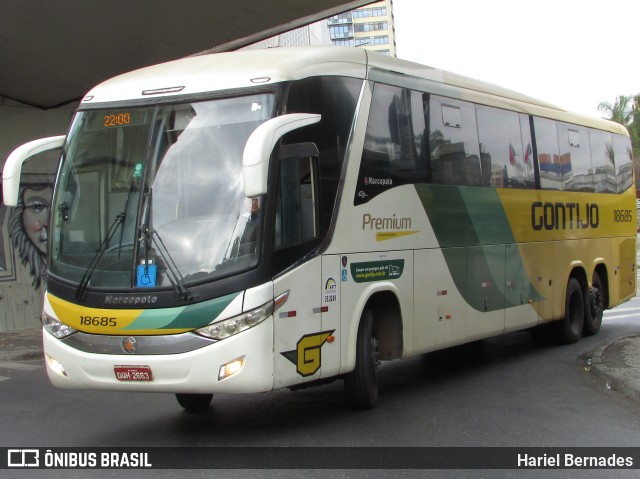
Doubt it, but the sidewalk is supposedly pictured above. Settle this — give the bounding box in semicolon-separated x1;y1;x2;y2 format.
0;328;43;362
588;334;640;403
1;328;640;404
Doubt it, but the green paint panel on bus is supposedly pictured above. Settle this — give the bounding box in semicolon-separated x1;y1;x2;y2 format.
124;292;241;330
415;184;542;312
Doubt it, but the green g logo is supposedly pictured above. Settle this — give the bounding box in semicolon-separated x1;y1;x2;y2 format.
281;330;335;377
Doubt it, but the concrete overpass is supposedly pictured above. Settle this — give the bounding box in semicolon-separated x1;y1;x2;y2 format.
0;0;375;331
1;0;375;109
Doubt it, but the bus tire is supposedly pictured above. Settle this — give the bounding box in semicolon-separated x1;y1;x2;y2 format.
344;309;379;409
176;393;213;411
554;277;585;344
584;272;604;336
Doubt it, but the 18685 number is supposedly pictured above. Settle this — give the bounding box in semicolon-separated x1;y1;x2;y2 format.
79;316;117;327
613;209;633;222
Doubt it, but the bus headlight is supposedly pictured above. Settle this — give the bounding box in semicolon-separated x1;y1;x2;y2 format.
196;301;273;340
41;312;77;339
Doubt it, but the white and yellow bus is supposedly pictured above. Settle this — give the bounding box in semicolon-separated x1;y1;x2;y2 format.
3;47;636;410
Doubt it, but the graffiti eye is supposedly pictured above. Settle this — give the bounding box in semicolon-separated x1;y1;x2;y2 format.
25;203;49;214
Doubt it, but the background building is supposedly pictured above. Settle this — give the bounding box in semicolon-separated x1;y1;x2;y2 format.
243;0;396;56
328;0;396;56
241;20;331;49
0;1;382;332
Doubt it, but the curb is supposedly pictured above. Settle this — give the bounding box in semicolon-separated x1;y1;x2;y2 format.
590;334;640;403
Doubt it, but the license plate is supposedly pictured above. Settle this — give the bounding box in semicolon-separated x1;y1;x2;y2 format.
114;366;153;382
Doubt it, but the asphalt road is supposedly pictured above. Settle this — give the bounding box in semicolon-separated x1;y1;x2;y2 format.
2;308;640;478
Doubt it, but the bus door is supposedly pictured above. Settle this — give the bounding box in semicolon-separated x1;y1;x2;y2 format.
271;143;332;388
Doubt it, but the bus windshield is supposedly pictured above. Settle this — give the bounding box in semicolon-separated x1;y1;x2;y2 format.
50;93;275;290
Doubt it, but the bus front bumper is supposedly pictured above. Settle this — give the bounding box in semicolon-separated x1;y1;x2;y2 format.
42;319;274;394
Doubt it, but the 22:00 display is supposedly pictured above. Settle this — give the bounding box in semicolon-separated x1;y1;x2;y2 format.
103;113;131;127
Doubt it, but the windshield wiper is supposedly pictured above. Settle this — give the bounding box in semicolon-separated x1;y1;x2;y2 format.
75;178;139;300
116;180;136;258
75;212;125;300
139;224;192;301
138;186;192;301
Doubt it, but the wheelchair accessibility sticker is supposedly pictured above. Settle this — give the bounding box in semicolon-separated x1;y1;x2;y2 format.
136;264;157;288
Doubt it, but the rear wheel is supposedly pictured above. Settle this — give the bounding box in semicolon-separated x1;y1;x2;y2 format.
584;272;604;336
176;393;213;411
553;277;584;344
344;309;379;409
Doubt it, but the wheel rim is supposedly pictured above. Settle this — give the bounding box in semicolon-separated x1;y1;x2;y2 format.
370;336;379;379
590;288;603;318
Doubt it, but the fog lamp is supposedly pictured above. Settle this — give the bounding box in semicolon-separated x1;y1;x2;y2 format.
46;354;67;377
218;357;245;381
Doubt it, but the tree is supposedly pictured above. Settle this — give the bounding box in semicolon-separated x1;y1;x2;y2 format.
598;95;633;126
598;94;639;159
630;95;640;159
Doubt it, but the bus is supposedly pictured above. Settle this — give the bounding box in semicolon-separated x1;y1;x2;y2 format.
3;47;636;410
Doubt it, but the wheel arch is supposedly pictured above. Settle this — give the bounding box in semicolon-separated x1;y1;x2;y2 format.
343;283;404;372
569;265;588;295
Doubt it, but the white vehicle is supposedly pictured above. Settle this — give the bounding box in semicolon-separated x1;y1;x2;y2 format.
3;47;636;410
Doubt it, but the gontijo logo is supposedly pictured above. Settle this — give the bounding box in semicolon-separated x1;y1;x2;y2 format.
531;201;599;230
361;213;419;241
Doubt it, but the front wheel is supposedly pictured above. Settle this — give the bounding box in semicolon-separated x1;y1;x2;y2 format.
176;393;213;411
344;309;379;409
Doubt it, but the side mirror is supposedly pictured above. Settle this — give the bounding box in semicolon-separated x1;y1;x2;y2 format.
242;113;320;197
2;135;65;206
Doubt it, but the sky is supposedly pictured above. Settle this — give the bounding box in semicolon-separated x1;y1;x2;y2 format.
392;0;639;119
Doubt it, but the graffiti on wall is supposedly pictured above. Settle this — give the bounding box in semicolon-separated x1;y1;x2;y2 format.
1;150;58;289
8;182;52;287
0;203;17;281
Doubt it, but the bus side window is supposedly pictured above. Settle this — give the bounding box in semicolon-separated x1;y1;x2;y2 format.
272;143;320;275
533;117;562;191
519;113;536;188
284;76;362;234
589;129;616;193
613;133;633;193
429;96;482;186
355;83;428;205
558;122;594;192
476;105;527;188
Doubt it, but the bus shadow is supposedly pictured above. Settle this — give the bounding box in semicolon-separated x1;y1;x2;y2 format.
377;330;544;397
94;330;554;445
